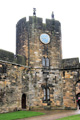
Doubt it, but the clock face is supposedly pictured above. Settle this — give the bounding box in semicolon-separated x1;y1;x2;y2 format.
40;33;50;44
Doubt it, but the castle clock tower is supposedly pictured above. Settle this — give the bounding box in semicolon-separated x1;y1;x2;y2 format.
16;15;62;68
16;11;63;109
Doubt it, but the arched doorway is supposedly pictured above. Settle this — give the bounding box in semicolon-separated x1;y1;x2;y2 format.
22;94;26;109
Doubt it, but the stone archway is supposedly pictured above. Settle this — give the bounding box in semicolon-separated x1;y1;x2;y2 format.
22;94;26;109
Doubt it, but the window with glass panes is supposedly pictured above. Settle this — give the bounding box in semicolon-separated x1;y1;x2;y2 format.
42;57;50;67
43;87;50;101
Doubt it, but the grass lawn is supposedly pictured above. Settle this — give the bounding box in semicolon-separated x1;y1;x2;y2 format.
0;111;45;120
57;114;80;120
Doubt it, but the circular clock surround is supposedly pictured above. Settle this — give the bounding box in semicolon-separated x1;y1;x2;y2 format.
40;33;50;44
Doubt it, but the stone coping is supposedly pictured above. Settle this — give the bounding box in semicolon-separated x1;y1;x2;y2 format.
0;60;30;68
0;59;80;70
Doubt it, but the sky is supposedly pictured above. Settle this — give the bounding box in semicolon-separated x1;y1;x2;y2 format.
0;0;80;61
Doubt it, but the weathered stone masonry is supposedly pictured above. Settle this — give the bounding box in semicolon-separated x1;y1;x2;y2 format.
0;15;80;113
16;16;63;110
16;16;62;67
62;58;80;109
0;60;30;113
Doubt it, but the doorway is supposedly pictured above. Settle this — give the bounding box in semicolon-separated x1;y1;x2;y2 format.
22;94;26;109
76;80;80;109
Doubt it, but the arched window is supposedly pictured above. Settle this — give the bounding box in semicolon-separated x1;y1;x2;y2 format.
42;57;50;67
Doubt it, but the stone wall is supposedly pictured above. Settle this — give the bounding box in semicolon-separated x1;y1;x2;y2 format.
62;70;77;109
0;49;26;65
28;68;63;110
0;49;14;62
0;61;63;112
16;17;29;66
62;58;79;69
62;58;80;109
0;58;79;112
76;81;80;95
0;60;29;113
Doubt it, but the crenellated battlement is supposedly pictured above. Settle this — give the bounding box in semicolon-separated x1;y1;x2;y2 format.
16;15;62;67
16;16;61;33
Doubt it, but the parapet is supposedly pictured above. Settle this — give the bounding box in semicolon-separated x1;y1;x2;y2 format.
16;16;61;41
15;54;26;65
16;16;61;31
0;49;14;62
0;49;26;65
62;58;79;69
29;16;61;31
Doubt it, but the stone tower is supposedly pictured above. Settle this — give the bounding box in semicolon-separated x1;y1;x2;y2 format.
16;16;62;68
16;15;63;109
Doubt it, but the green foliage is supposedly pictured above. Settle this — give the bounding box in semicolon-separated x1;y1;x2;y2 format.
0;111;45;120
57;114;80;120
0;49;14;62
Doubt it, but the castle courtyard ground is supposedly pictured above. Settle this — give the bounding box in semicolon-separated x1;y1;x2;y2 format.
17;109;80;120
